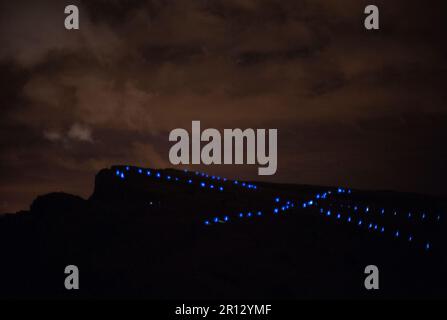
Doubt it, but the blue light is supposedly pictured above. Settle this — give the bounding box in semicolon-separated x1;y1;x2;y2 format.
408;236;413;242
219;186;224;191
257;211;262;216
426;243;431;250
126;166;129;171
274;208;279;214
381;227;385;233
120;173;125;179
358;220;363;226
368;223;373;229
303;203;307;208
366;207;369;213
326;210;331;217
210;185;214;189
234;181;238;185
138;169;142;174
241;182;246;187
308;200;313;205
381;209;385;215
422;213;426;219
188;179;193;184
374;225;378;230
408;212;412;218
156;172;161;178
200;182;206;187
281;206;286;211
213;217;219;223
167;176;171;180
239;213;244;218
204;220;210;225
146;170;151;176
395;230;400;238
211;176;215;180
316;194;320;199
247;212;252;217
354;206;358;211
224;216;229;222
116;170;120;176
336;214;341;219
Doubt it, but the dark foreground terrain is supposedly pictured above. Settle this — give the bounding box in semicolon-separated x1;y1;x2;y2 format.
0;166;446;299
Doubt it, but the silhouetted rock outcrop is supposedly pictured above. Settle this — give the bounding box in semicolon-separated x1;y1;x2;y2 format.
31;193;86;218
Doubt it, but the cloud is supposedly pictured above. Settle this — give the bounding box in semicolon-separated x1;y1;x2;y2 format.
43;123;93;143
68;123;93;142
43;130;63;142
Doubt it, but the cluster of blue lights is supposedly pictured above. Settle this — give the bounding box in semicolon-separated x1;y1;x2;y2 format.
203;185;438;252
204;192;327;227
204;211;265;225
314;191;440;251
193;171;258;190
324;201;441;224
318;205;431;250
337;188;352;194
113;166;259;193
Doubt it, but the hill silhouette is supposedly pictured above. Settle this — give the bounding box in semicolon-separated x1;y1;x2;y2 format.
0;165;446;299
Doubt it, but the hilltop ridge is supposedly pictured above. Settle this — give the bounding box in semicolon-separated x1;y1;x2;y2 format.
0;165;446;299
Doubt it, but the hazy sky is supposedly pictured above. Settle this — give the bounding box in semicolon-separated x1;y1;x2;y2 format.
1;0;447;212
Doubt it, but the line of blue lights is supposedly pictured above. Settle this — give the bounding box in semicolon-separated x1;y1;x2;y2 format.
318;206;432;251
114;166;258;192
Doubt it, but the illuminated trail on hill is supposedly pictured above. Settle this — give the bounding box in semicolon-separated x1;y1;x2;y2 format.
113;166;441;252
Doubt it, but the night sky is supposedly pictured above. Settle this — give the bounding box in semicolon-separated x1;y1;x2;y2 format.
1;0;447;213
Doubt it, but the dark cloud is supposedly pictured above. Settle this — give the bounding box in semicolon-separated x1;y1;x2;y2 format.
1;0;447;212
